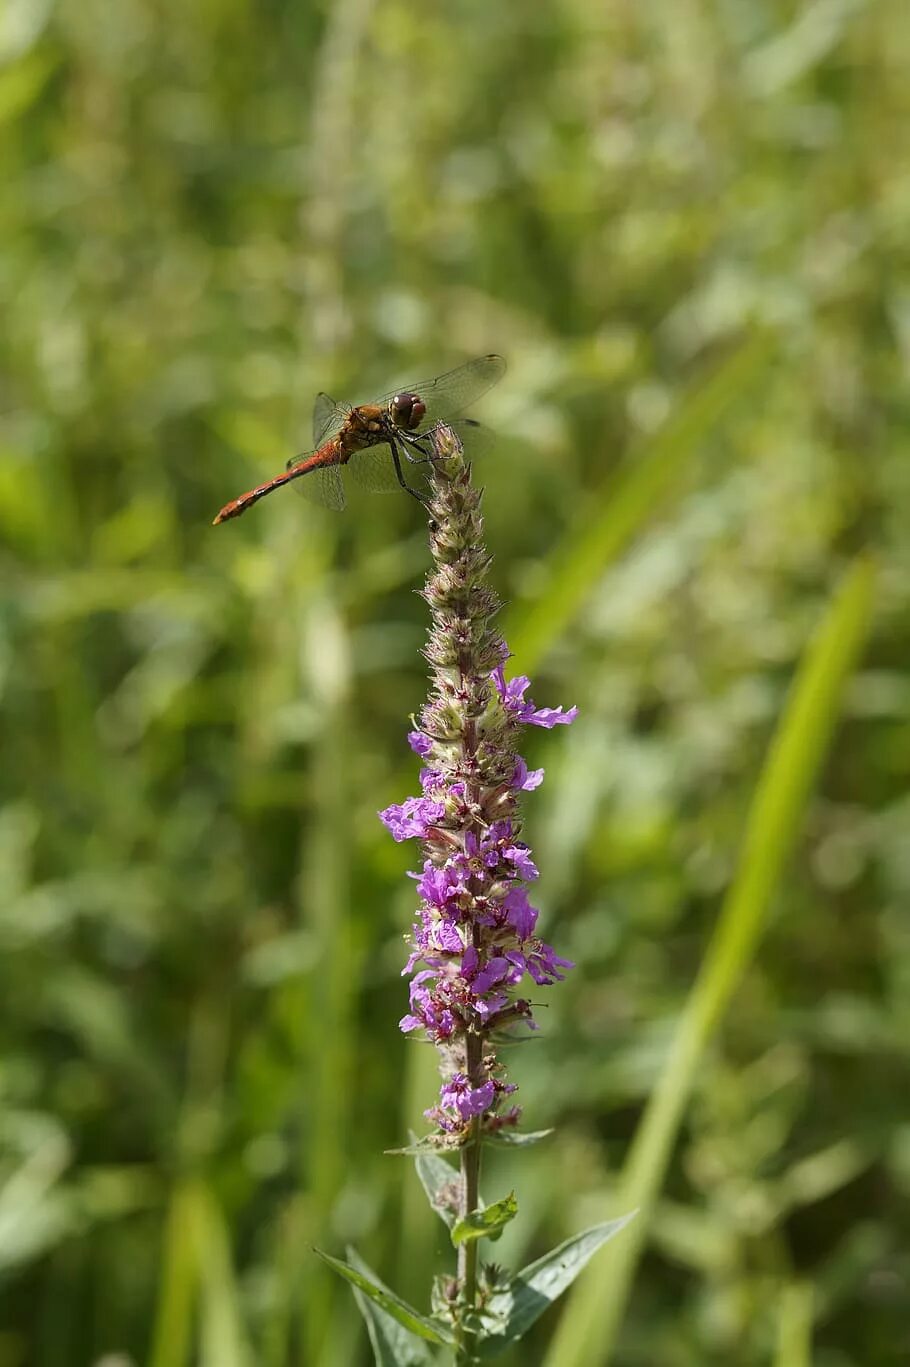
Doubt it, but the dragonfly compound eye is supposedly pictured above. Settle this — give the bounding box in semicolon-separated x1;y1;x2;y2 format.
390;391;426;431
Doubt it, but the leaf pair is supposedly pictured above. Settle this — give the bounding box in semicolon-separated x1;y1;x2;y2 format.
316;1212;635;1365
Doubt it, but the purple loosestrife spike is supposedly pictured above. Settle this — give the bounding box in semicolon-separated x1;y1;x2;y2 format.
379;423;577;1146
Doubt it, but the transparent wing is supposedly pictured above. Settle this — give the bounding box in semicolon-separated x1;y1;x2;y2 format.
346;444;402;494
312;392;349;446
446;417;491;459
285;452;346;511
374;354;506;435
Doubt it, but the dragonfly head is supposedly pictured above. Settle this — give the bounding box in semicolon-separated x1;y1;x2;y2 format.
388;390;426;432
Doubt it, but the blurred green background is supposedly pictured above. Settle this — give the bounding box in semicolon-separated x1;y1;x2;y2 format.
2;0;909;1363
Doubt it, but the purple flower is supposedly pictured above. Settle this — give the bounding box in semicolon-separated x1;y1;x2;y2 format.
415;860;463;910
503;841;538;882
469;954;512;996
439;1074;496;1120
408;731;433;757
419;767;442;793
513;757;545;791
526;941;575;985
400;976;457;1040
379;796;445;842
492;666;578;728
419;915;465;955
503;886;539;940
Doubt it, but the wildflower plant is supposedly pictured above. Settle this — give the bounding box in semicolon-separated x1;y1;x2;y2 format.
318;426;633;1364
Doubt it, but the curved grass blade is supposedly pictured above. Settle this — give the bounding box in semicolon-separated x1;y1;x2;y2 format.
502;332;774;673
542;556;876;1367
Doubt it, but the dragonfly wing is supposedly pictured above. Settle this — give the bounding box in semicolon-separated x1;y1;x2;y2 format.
446;417;491;458
312;393;350;446
285;453;346;511
375;354;506;434
346;444;403;494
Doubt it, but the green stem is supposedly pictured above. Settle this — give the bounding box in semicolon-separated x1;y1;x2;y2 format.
458;1053;484;1304
456;1036;483;1363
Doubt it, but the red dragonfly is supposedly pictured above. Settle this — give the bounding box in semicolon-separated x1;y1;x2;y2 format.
212;354;505;524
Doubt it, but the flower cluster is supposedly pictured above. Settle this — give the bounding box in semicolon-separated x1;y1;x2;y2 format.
379;427;576;1142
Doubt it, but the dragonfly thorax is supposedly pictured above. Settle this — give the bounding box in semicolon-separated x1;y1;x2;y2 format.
388;391;427;432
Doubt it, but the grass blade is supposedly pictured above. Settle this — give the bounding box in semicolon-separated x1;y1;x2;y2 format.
195;1183;253;1367
503;332;775;672
148;1182;199;1367
148;1179;253;1367
774;1282;814;1367
542;555;875;1366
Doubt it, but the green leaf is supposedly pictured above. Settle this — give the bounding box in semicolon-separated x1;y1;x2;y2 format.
0;1117;71;1274
482;1129;553;1149
477;1214;637;1357
393;1130;553;1160
0;49;57;129
451;1192;518;1248
346;1248;438;1367
314;1248;455;1347
541;556;876;1367
386;1137;461;1157
414;1150;460;1231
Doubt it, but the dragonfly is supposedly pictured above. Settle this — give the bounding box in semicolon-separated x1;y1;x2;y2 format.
212;354;505;524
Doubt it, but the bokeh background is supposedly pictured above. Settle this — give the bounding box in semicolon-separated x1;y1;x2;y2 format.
2;0;909;1363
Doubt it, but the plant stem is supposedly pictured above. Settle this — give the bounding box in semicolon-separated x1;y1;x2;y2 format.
457;1059;482;1362
458;1048;483;1303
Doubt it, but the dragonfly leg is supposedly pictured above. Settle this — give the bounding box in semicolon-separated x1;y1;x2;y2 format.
398;430;436;465
400;419;480;465
389;439;429;504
